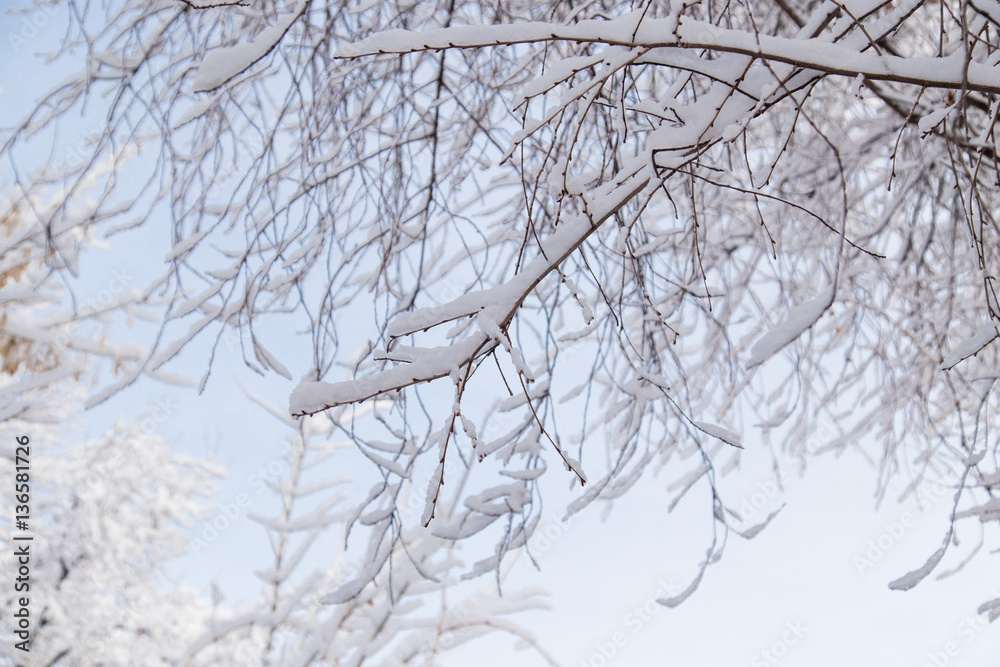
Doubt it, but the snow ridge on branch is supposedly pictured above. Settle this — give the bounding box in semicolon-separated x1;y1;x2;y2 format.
290;164;650;416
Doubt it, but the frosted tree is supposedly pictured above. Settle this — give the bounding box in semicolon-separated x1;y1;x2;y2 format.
6;0;1000;615
0;411;224;665
0;200;221;665
0;194;155;424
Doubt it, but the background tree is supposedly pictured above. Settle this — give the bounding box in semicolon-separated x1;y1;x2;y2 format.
0;200;217;665
5;0;1000;626
0;191;153;425
0;416;220;666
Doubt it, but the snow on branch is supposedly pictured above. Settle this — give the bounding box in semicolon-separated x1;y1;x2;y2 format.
939;322;999;371
290;164;651;417
747;286;835;369
335;9;1000;96
191;0;308;93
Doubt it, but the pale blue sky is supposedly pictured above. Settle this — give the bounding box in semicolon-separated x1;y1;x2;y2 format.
2;3;999;665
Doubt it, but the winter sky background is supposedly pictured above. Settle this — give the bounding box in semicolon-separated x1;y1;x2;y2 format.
2;2;999;665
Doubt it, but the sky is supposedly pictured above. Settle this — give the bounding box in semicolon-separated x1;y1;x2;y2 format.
439;449;1000;666
2;2;1000;666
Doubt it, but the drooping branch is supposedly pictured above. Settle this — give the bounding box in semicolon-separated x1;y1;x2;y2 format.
290;163;650;416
